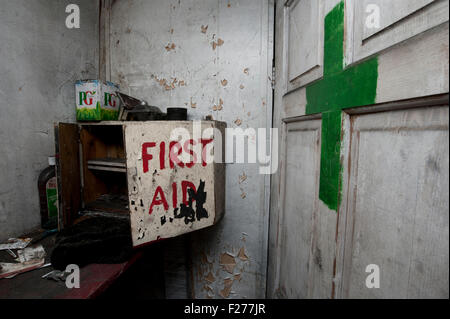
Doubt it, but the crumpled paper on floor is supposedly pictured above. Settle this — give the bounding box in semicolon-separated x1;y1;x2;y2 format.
0;245;46;279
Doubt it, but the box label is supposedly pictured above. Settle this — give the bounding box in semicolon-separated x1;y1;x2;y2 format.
75;80;120;121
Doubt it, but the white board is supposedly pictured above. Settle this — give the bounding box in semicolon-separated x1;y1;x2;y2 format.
124;121;225;247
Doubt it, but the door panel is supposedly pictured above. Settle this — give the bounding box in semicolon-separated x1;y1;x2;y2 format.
277;119;321;298
348;0;449;64
288;0;321;81
285;0;324;91
362;0;435;40
341;106;449;299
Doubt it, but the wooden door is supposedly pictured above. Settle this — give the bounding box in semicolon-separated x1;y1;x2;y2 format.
55;123;81;229
268;0;449;299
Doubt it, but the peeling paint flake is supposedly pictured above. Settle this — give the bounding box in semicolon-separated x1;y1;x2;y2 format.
205;271;215;284
219;285;232;298
165;43;176;51
239;172;247;184
221;79;228;86
201;25;208;34
212;38;225;50
224;278;233;287
219;278;234;298
238;247;249;261
219;253;236;274
190;98;197;108
154;76;186;91
203;285;214;293
213;98;224;111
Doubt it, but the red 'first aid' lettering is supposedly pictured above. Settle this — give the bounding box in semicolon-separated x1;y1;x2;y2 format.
169;141;184;169
182;181;196;205
200;139;213;166
148;181;197;215
142;142;156;173
149;186;169;215
142;138;214;172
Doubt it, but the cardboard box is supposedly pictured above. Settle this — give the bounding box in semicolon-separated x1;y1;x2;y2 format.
75;80;120;121
102;82;120;120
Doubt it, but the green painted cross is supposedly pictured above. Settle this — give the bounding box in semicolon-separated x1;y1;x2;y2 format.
305;1;379;211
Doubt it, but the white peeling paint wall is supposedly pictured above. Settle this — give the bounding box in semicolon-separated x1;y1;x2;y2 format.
109;0;273;298
0;0;99;240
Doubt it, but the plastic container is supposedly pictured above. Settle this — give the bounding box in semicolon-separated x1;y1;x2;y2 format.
38;157;58;229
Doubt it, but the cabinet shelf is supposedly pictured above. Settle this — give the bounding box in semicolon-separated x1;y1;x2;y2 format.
84;193;129;215
87;158;126;173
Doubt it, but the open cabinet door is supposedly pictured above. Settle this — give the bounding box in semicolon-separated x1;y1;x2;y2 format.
123;121;226;248
55;123;81;229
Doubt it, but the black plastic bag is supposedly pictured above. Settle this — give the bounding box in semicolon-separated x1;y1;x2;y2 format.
51;216;133;270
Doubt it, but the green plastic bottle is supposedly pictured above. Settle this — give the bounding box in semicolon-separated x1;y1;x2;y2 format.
38;157;58;229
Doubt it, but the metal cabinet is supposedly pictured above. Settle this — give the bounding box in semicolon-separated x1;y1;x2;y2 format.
55;121;226;247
